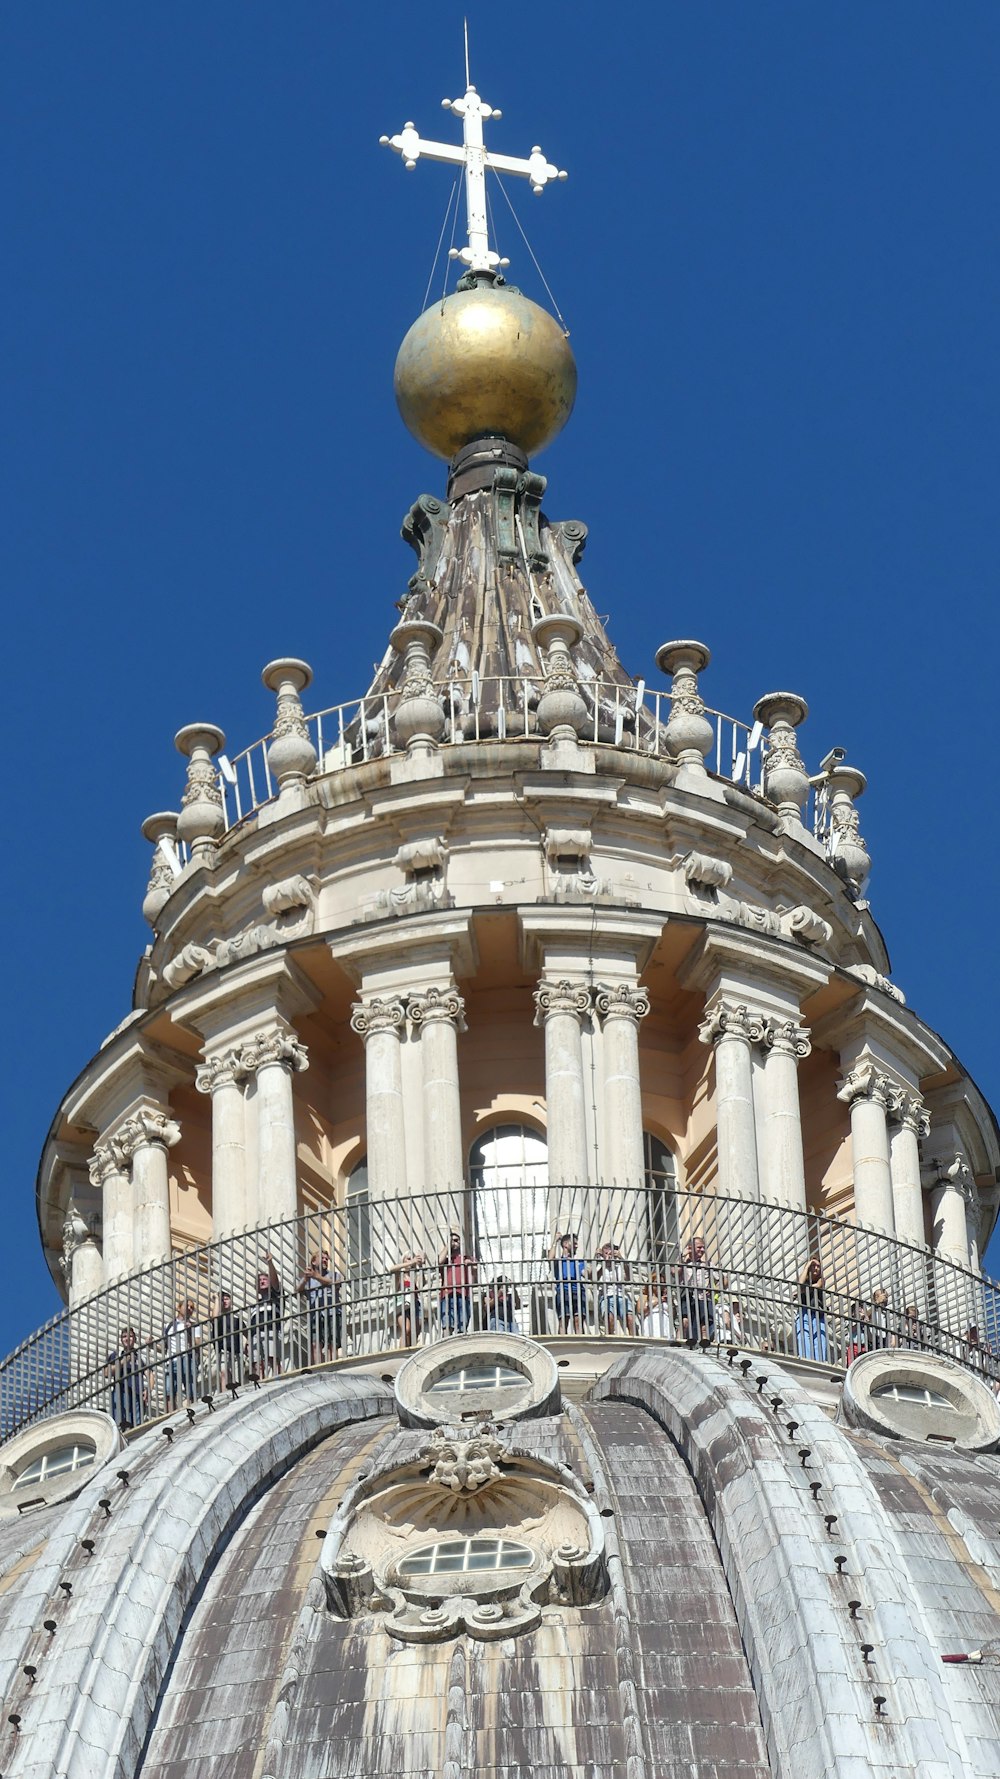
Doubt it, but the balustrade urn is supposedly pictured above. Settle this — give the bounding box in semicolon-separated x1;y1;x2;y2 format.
532;613;590;741
753;692;810;824
656;640;714;773
174;723;226;859
262;658;318;791
824;764;871;893
140;812;180;927
390;620;446;752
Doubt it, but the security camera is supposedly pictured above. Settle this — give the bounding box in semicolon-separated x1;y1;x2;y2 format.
817;747;846;775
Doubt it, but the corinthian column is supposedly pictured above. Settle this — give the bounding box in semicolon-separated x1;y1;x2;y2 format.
594;982;650;1188
888;1090;929;1248
116;1106;181;1270
350;997;407;1202
930;1156;973;1266
61;1208;104;1306
836;1065;895;1235
761;1018;811;1213
698;999;764;1202
409;986;466;1196
533;979;591;1188
89;1137;132;1284
196;1049;250;1239
241;1024;308;1227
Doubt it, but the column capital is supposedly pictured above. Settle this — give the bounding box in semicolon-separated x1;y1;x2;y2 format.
239;1023;309;1076
350;995;407;1040
764;1016;812;1062
888;1088;930;1137
409;985;467;1031
88;1137;127;1186
929;1153;976;1205
593;981;650;1026
698;998;767;1050
60;1207;96;1281
115;1106;182;1163
195;1048;246;1094
533;977;591;1026
836;1063;895;1111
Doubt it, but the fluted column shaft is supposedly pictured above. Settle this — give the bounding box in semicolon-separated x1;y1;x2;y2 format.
699;1001;763;1201
837;1066;895;1235
120;1107;181;1269
595;983;649;1188
196;1051;249;1239
888;1092;928;1247
761;1019;811;1212
351;998;407;1201
241;1025;307;1226
931;1161;972;1266
410;987;466;1195
62;1211;104;1306
533;979;591;1186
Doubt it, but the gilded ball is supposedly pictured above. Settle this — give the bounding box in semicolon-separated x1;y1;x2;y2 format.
394;281;577;461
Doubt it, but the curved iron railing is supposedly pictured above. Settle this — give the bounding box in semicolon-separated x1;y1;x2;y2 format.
4;1187;997;1442
216;681;762;831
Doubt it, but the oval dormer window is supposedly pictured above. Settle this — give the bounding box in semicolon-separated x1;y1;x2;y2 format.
398;1536;534;1578
13;1443;95;1489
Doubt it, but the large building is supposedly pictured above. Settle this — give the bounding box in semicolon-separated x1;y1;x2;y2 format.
2;68;1000;1779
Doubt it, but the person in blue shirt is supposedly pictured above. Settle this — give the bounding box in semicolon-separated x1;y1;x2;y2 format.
549;1229;587;1333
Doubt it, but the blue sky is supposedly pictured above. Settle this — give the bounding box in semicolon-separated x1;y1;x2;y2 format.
1;3;998;1357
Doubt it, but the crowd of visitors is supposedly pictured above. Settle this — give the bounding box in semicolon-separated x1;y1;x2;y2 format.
101;1227;999;1432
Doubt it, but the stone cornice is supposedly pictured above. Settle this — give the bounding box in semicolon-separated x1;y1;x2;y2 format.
677;922;832;1005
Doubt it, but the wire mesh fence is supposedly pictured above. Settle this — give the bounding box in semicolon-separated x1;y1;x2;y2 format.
4;1186;997;1440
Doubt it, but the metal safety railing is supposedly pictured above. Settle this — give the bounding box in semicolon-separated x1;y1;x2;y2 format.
4;1187;998;1442
216;680;762;833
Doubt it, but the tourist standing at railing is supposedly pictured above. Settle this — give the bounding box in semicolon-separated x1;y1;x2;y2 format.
676;1237;715;1343
638;1274;674;1340
250;1253;283;1378
900;1304;925;1350
439;1231;477;1334
163;1300;200;1409
484;1276;521;1333
847;1299;872;1363
594;1241;635;1335
104;1326;148;1429
393;1252;425;1346
298;1250;343;1364
212;1292;246;1390
549;1230;587;1334
794;1259;828;1362
870;1287;895;1350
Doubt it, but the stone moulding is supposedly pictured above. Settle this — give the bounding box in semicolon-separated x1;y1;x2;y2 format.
160;873;318;990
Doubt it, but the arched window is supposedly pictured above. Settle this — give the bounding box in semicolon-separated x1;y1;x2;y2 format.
346;1158;370;1277
644;1131;678;1267
14;1443;95;1489
398;1537;534;1578
470;1124;548;1331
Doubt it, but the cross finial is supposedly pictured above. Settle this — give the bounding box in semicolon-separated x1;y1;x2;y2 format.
380;76;567;275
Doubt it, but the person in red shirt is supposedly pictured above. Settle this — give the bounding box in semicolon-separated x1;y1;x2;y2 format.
438;1229;477;1333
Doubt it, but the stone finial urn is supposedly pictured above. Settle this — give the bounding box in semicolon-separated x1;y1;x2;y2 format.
753;692;810;822
656;640;714;771
532;613;589;740
174;724;226;857
140;810;180;927
825;763;871;892
390;620;446;752
262;658;318;790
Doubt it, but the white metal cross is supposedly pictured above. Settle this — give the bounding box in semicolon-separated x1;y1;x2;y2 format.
380;84;567;274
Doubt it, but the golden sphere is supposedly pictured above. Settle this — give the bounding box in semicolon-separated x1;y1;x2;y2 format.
394;280;577;461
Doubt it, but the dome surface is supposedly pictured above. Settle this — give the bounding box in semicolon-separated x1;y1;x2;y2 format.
394;278;577;459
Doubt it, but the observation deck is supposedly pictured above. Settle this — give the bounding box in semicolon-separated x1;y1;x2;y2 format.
7;1185;1000;1443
